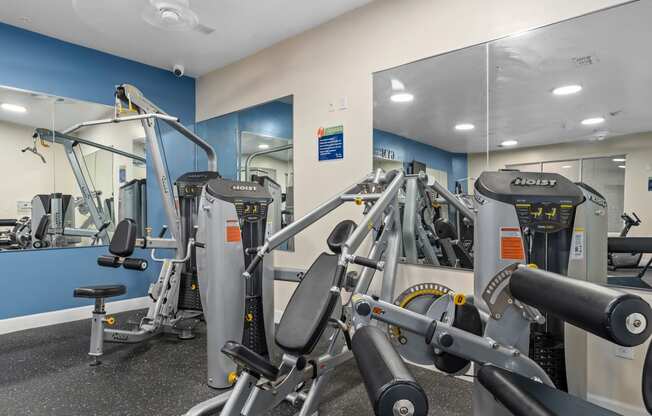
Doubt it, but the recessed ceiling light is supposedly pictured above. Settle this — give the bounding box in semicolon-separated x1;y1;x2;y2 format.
500;140;518;147
612;158;626;162
562;165;572;169
581;117;605;126
455;123;475;131
553;84;582;95
391;79;405;91
1;103;27;113
258;144;270;149
390;93;414;103
618;165;626;169
160;8;181;23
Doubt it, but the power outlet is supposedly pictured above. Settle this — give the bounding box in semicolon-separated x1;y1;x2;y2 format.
16;201;31;211
614;345;635;360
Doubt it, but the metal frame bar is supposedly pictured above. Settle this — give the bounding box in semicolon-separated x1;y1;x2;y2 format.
244;143;293;181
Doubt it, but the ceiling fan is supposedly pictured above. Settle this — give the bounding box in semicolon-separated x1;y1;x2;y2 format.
142;0;216;34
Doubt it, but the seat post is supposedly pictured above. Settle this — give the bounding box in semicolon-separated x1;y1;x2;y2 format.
89;296;107;366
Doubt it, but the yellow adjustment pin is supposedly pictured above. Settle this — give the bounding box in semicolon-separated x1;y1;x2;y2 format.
191;283;197;290
105;316;116;326
246;313;254;322
453;293;466;306
355;197;363;206
228;372;238;385
527;263;539;269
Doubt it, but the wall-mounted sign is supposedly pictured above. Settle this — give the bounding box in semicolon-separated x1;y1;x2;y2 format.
318;125;344;161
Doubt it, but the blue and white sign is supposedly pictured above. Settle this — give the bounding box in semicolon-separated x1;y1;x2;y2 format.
318;125;344;161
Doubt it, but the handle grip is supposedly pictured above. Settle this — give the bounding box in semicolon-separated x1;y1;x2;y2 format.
123;257;148;271
510;265;652;346
245;254;263;276
352;325;428;416
245;247;260;255
350;256;385;271
158;226;168;238
0;219;17;227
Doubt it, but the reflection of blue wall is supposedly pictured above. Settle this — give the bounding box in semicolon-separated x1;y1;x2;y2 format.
0;22;195;319
196;99;293;180
373;129;468;192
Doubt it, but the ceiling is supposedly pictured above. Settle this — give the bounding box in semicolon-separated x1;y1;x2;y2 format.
241;131;292;161
0;86;112;131
0;0;373;77
374;0;652;154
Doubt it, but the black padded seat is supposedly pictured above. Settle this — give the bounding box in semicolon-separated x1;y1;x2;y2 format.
73;284;126;299
477;365;618;416
275;253;341;355
221;341;279;381
109;219;137;257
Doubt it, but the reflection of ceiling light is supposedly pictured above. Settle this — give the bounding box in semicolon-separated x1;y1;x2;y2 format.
455;123;474;131
581;117;605;125
618;165;626;169
1;103;27;113
258;144;270;149
612;158;626;162
391;79;405;91
562;165;572;169
553;85;582;95
390;93;414;103
500;140;518;147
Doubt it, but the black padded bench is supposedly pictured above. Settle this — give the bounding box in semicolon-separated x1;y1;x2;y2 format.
222;220;357;380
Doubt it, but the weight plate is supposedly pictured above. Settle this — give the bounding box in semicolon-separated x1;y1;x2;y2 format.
388;282;452;365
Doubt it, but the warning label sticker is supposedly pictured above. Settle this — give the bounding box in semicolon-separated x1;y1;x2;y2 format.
500;227;525;261
570;227;585;260
225;220;241;243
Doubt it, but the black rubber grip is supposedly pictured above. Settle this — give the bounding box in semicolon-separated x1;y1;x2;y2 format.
245;254;263;275
97;255;120;268
158;226;168;238
123;257;148;271
510;265;652;346
477;365;554;416
0;219;17;227
352;326;428;416
350;256;383;270
245;247;260;255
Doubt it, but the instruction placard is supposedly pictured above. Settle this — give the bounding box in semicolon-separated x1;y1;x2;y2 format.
225;220;241;243
570;228;585;260
499;227;525;261
318;125;344;161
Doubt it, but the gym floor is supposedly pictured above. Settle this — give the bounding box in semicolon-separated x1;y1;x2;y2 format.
0;310;473;416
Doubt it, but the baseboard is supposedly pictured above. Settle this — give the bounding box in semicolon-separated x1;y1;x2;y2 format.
0;296;150;335
588;393;647;416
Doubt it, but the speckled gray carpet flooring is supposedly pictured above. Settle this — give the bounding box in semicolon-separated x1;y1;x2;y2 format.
0;310;472;415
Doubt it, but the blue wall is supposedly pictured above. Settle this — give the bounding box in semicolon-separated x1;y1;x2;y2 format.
196;99;293;179
373;129;468;192
0;22;196;319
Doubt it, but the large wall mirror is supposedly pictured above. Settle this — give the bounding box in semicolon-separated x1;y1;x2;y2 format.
0;86;146;251
196;96;294;251
373;1;652;287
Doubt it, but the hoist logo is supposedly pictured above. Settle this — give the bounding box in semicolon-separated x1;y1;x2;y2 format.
232;185;256;191
511;177;557;187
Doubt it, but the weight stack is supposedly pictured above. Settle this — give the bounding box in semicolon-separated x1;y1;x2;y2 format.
178;271;203;311
530;330;567;391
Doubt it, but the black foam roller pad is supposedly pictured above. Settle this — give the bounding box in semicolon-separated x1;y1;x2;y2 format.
123;257;148;271
352;325;428;416
97;255;120;268
510;266;652;346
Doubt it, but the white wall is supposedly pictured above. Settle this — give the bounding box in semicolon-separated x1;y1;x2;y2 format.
0;120;76;219
468;132;652;236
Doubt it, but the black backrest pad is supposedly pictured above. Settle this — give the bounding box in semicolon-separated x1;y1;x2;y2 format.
110;219;137;257
327;220;357;254
275;253;341;355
